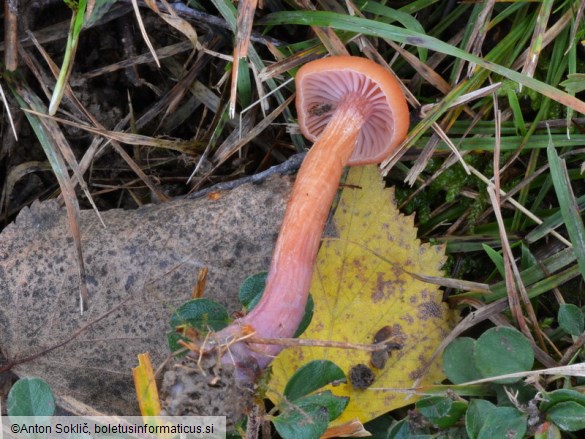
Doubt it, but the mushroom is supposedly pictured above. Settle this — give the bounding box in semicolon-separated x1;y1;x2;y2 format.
213;55;409;383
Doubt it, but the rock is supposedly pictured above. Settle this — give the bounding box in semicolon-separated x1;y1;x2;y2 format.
0;174;294;416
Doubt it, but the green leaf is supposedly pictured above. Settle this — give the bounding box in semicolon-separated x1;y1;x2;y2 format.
547;140;585;281
167;331;185;356
416;396;467;429
236;57;252;110
558;304;584;336
560;74;585;94
167;299;230;354
540;389;585;412
293;295;314;337
272;399;330;439
477;407;527;439
387;419;431;438
49;0;88;115
169;298;230;332
507;88;527;136
520;243;538;271
482;245;505;278
443;337;483;384
84;0;118;28
272;389;348;438
387;420;410;438
546;401;585;432
239;272;268;311
294;391;349;421
466;399;497;439
7;377;56;417
473;327;534;384
283;360;345;401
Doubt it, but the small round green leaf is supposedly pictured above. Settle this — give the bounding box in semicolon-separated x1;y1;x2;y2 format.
416;396;467;429
239;272;268;311
7;377;55;417
272;400;329;439
547;401;585;432
540;389;585;412
558;304;584;336
169;298;230;332
284;360;345;401
477;407;527;439
167;331;186;356
386;419;427;438
466;399;496;439
474;327;534;384
294;391;349;421
168;299;230;354
443;337;482;384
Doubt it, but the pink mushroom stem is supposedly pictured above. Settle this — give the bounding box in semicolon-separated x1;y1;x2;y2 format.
215;98;368;371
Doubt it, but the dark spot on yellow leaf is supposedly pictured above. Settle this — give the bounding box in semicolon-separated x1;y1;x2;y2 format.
349;364;375;389
370;325;403;370
392;324;404;335
370;351;389;370
372;273;393;303
418;301;443;320
409;368;422;380
373;326;393;343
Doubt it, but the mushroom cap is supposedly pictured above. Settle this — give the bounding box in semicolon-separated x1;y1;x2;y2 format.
295;56;409;165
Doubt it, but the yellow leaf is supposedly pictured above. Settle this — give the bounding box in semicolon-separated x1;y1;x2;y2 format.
133;354;178;439
269;165;453;425
133;352;161;417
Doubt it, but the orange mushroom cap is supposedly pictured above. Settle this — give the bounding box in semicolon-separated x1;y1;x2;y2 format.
296;56;409;165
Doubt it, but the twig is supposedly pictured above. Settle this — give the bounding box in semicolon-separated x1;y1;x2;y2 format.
246;336;399;352
4;0;18;71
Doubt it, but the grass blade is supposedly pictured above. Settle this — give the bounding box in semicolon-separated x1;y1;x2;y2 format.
546;134;585;280
49;0;87;115
261;10;585;114
7;73;90;312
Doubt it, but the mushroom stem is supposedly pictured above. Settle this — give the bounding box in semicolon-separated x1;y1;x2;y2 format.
214;96;369;374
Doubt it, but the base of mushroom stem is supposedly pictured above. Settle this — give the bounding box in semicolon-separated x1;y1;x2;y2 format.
220;342;264;387
182;327;280;387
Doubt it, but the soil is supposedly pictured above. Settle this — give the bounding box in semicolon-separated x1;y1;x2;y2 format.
159;356;253;429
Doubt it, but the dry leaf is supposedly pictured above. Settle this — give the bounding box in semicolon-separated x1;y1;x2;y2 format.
269;165;453;425
144;0;200;50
